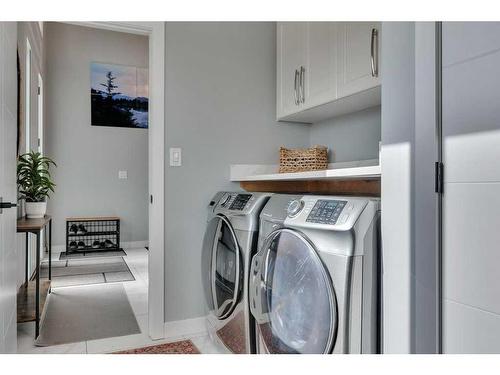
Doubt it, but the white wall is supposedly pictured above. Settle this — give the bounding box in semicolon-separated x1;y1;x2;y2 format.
414;22;439;353
163;22;311;322
44;23;149;247
381;22;415;354
381;21;440;354
16;22;44;289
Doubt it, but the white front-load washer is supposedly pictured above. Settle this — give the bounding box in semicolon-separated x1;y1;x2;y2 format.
249;194;381;354
201;191;272;353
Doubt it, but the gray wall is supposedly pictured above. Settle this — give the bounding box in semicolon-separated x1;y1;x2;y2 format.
164;22;310;322
44;23;149;246
309;106;381;162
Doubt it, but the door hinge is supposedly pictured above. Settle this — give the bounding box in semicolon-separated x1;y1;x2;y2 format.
150;195;153;204
37;86;40;95
0;197;17;214
435;162;444;194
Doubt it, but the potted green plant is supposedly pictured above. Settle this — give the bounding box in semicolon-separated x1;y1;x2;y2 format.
17;151;57;219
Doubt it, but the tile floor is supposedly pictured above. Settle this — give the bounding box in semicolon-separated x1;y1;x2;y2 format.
17;247;222;354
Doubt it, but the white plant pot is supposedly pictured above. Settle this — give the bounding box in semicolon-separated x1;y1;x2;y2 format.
25;201;47;219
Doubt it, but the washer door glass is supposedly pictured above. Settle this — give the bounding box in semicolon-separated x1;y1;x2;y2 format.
212;215;241;319
258;229;337;354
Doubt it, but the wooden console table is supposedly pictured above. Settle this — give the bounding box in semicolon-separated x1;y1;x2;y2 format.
17;215;52;338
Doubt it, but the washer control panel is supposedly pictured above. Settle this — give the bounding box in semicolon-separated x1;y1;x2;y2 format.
229;194;252;210
218;192;256;211
306;199;347;225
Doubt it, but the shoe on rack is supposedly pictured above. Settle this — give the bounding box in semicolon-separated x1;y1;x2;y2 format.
69;224;78;235
104;239;115;248
77;241;86;250
92;240;101;249
77;224;87;235
69;241;77;250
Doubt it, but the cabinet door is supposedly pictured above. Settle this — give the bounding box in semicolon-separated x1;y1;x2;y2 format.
277;22;306;119
302;22;338;110
337;22;381;98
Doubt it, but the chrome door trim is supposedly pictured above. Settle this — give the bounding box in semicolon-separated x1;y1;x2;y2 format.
210;214;241;320
256;228;338;354
370;28;379;77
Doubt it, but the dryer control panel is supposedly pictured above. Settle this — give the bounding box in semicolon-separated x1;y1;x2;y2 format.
306;199;347;225
284;195;369;231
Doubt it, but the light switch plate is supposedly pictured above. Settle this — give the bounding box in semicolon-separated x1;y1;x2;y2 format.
119;170;128;179
170;147;182;167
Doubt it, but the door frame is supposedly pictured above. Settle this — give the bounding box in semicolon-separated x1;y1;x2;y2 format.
67;21;165;340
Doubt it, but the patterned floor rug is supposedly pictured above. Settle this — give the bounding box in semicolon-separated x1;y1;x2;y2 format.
40;257;135;288
114;340;200;354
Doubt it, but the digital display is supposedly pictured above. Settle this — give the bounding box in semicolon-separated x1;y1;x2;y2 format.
306;199;347;225
229;194;252;210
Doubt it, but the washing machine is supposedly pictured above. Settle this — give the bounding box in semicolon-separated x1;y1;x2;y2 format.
201;191;272;353
249;194;381;354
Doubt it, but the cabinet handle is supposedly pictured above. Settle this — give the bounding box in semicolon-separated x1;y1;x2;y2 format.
294;69;299;105
371;28;379;77
299;66;305;103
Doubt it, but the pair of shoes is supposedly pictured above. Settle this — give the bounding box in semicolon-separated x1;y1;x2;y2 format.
76;224;87;235
69;241;86;250
105;239;115;248
90;240;115;249
69;224;87;235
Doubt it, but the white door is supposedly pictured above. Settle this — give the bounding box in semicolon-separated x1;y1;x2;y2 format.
0;22;19;353
442;22;500;353
337;22;381;98
277;22;306;118
302;22;338;110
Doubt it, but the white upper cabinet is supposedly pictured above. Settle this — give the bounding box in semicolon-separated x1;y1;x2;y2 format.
303;22;338;110
277;22;307;118
277;22;381;124
337;22;381;98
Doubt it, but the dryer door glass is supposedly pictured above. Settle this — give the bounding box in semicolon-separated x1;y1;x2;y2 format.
211;215;242;319
258;229;337;353
202;217;220;310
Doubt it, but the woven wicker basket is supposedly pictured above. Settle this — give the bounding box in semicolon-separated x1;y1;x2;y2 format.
279;145;328;173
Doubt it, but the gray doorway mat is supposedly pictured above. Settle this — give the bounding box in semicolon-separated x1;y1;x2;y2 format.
35;283;141;346
59;249;127;260
40;257;135;288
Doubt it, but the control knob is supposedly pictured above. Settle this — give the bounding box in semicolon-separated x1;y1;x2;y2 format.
220;193;231;207
287;199;304;217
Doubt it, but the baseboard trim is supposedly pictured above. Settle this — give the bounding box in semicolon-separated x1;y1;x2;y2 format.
164;316;207;341
122;241;149;249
